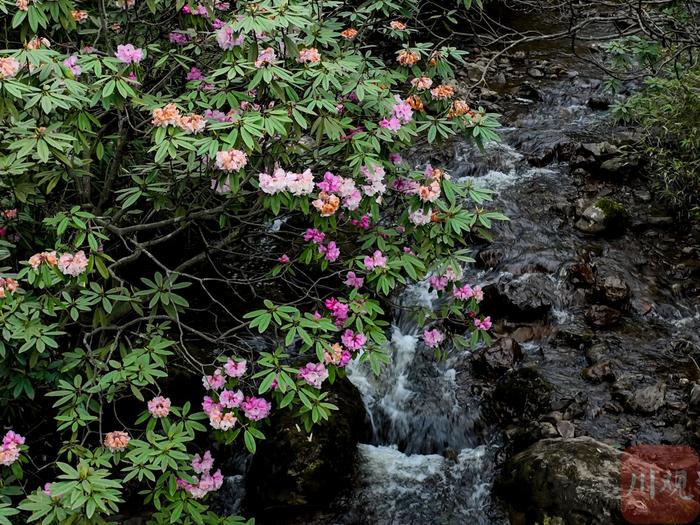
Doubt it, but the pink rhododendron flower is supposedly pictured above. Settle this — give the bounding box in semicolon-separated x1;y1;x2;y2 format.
389;153;403;164
115;44;143;64
452;284;473;300
169;32;191;45
350;215;371;229
43;483;53;497
344;271;364;289
363;250;388;270
216;24;244;50
219;389;244;408
1;209;17;219
298;362;328;389
474;316;492;330
318;241;340;262
201;396;218;415
223;358;246;378
0;57;20;80
409;209;432;225
57;251;88;277
104;431;129;451
298;48;321;63
341;329;366;351
147;396;171;418
27;37;50;50
209;408;237;430
393;177;420;194
423;328;445;348
360;165;386;196
192;450;214;473
317;172;343;193
0;446;20;466
324;297;349;324
443;266;460;281
418;180;441;202
187;67;204;81
63;56;81;77
304;228;325;244
324;343;351;367
216;150;247;171
286;169;315;196
392;95;413;123
278;254;290;263
241;396;271;421
16;0;28;11
202;369;226;390
115;0;135;9
3;431;24;448
472;285;484;302
178;451;223;499
255;47;276;68
411;76;433;90
0;277;19;298
380;116;401;132
342;189;362;210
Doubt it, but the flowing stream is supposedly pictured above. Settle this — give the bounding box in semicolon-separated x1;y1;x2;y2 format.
296;27;699;524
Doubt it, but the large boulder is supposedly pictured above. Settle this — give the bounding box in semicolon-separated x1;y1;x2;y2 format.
495;437;624;524
244;377;370;520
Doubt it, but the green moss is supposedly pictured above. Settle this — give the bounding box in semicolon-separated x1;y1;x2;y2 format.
594;198;627;225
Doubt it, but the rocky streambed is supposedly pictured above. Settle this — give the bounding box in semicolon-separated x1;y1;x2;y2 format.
216;11;700;525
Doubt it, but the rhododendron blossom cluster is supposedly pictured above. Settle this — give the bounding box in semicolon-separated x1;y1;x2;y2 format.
0;431;24;466
177;451;224;499
103;431;129;452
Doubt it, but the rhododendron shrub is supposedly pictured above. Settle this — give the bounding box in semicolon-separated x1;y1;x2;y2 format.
0;0;504;523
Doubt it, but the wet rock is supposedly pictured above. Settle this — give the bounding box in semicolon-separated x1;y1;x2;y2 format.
599;155;640;178
556;420;576;438
575;198;627;235
528;67;545;79
627;383;666;414
584;304;622;328
487;368;552;423
582;361;616;383
495;437;625;525
515;82;541;101
596;275;631;306
245;377;370;515
482;273;555;321
587;96;611;110
585;342;609;364
579;142;619;159
575;205;606;234
689;383;700;411
567;261;596;287
552;324;594;349
472;337;523;377
476;248;503;269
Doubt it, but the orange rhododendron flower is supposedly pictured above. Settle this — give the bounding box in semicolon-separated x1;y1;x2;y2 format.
397;50;419;66
406;95;424;112
311;192;341;217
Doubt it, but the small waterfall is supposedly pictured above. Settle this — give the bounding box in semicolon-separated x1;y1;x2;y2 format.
336;282;506;524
